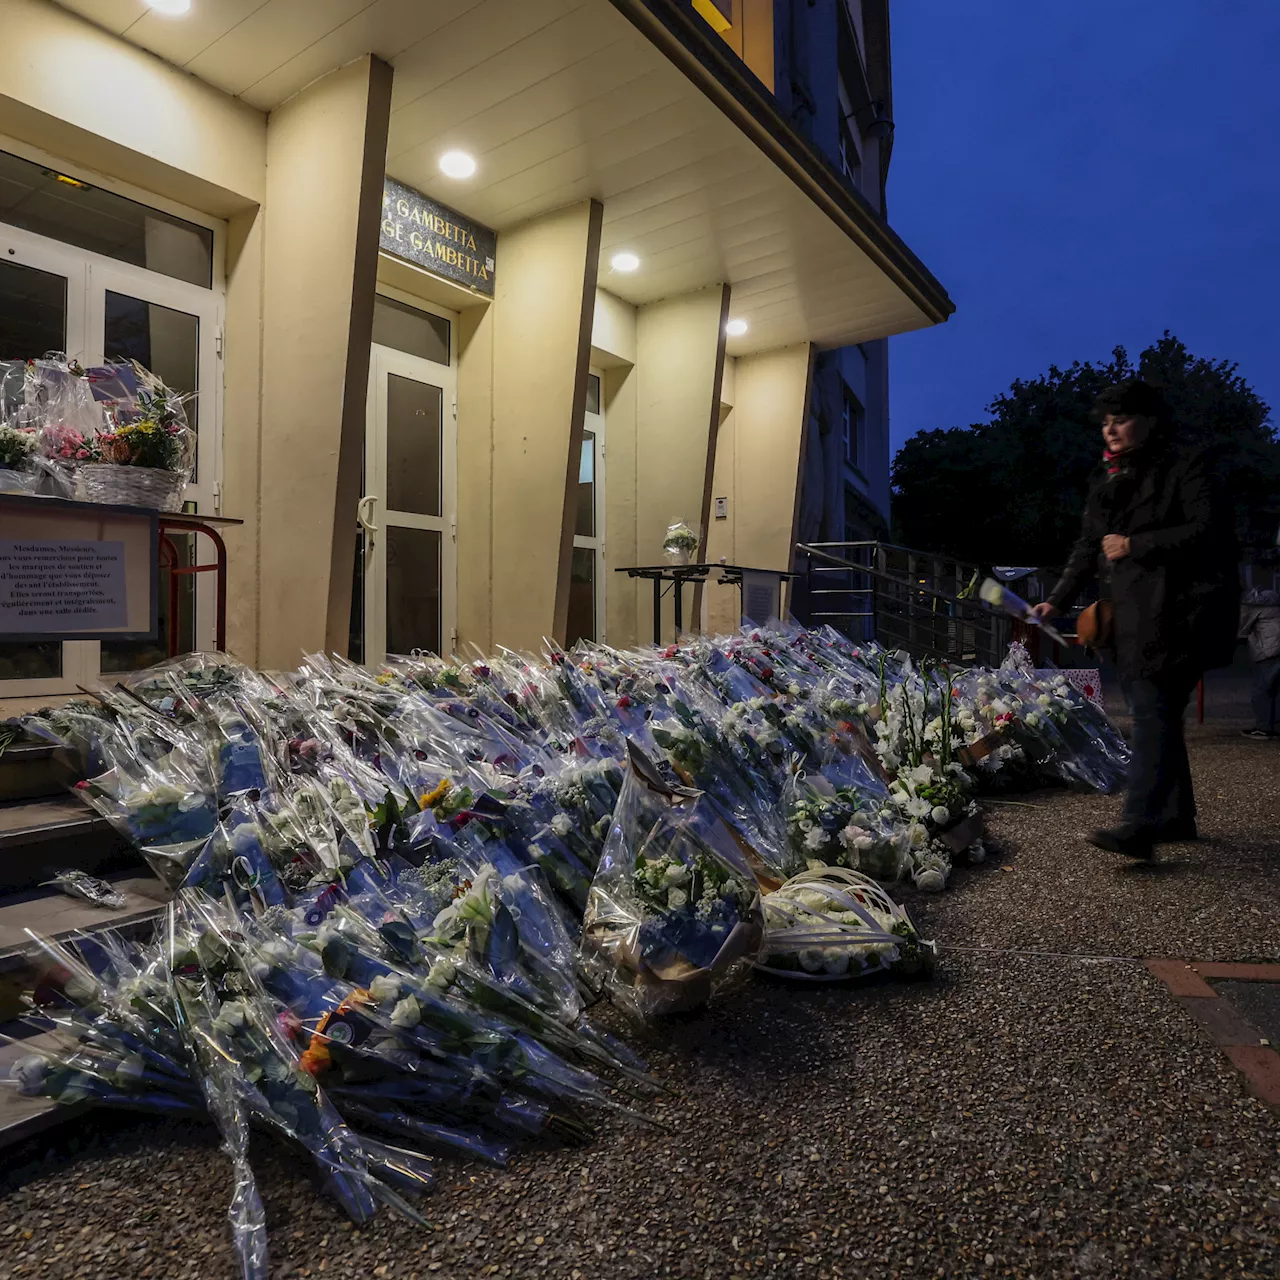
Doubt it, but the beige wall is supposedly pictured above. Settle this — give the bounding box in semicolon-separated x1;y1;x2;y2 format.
221;209;264;664
705;343;813;633
455;300;495;651
256;56;394;670
591;288;637;368
0;0;265;214
632;285;730;643
457;201;603;653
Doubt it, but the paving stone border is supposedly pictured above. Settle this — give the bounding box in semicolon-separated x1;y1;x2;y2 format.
1147;958;1280;1106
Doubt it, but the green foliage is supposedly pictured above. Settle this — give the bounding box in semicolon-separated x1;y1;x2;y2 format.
891;333;1280;565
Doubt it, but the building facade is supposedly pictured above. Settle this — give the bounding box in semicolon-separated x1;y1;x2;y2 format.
0;0;950;695
774;0;897;546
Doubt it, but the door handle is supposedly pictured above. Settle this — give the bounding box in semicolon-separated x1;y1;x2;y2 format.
357;494;379;535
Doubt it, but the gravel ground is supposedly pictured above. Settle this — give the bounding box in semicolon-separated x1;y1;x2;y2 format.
2;728;1278;1280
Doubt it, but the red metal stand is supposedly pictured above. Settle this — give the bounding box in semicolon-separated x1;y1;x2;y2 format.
156;514;231;656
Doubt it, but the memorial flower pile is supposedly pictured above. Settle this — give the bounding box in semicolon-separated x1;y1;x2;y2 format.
5;623;1132;1276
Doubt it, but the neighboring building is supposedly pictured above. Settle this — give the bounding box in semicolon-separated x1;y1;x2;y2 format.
773;0;898;546
0;0;951;696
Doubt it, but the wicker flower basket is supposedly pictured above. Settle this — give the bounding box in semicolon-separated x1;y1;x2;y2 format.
75;464;186;512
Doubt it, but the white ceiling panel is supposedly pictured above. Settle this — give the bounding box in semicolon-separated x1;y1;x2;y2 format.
241;0;478;109
48;0;950;350
118;1;273;68
53;0;144;33
185;0;373;98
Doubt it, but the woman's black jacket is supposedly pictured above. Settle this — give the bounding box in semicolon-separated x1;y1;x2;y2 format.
1048;438;1239;681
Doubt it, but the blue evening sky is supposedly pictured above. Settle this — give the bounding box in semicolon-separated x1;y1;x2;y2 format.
886;0;1280;457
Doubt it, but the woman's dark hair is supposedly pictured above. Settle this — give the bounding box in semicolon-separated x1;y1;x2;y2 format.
1091;378;1169;425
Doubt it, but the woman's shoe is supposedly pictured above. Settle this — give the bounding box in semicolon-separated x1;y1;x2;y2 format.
1086;825;1156;860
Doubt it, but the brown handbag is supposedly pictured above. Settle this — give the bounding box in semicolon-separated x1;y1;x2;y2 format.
1076;599;1114;649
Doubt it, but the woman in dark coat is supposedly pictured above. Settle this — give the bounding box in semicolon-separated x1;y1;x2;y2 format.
1034;380;1238;859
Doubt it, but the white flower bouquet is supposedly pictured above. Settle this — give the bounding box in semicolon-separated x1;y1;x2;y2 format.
758;867;935;980
581;742;763;1018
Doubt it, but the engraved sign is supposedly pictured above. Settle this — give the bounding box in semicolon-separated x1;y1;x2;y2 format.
380;178;496;297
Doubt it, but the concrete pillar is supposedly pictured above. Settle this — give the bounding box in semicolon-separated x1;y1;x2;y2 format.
255;56;393;670
455;302;495;652
704;343;813;633
476;200;603;652
634;285;730;642
221;209;263;665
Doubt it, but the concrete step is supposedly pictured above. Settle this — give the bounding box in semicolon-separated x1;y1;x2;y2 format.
0;794;141;894
0;1029;86;1147
0;739;67;803
0;870;171;1147
0;870;170;967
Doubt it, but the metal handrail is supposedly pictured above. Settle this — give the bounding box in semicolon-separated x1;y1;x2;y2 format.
793;541;1007;663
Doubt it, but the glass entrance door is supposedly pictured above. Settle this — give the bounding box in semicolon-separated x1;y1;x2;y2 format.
567;369;606;647
360;296;457;663
0;220;223;694
0;233;94;694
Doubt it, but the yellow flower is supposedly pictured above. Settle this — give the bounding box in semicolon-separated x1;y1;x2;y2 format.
419;778;452;811
375;672;396;686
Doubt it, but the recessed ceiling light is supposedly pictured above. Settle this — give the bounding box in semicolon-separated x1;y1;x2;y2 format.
145;0;191;13
610;251;640;273
725;318;748;337
439;151;477;180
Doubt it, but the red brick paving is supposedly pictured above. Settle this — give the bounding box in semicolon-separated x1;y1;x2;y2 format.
1189;962;1280;983
1148;959;1280;1108
1145;957;1216;998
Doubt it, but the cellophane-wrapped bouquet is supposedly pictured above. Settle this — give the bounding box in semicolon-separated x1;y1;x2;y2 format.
581;743;763;1018
5;624;1135;1272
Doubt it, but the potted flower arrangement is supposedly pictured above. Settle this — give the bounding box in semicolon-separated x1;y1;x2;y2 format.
74;363;194;511
0;424;39;494
662;520;700;566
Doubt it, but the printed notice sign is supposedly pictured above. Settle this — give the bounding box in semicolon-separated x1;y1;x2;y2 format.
0;539;128;632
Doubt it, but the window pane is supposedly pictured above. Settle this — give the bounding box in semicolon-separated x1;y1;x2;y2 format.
0;259;67;682
104;290;200;479
586;373;601;416
575;430;596;538
0;149;212;288
386;526;441;656
0;641;61;681
0;258;66;360
566;546;596;648
349;529;365;666
385;373;442;516
372;295;450;364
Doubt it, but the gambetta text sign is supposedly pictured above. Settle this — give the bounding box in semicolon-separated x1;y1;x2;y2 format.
380;178;496;297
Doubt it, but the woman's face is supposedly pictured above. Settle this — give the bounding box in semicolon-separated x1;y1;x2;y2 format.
1101;413;1154;455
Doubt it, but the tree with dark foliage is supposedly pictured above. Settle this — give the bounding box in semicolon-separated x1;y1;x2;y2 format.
891;334;1279;567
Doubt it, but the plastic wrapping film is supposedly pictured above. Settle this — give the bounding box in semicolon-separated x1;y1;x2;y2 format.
581;742;764;1019
758;868;936;981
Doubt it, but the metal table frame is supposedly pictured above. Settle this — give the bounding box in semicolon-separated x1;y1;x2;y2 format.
156;513;242;655
615;563;798;644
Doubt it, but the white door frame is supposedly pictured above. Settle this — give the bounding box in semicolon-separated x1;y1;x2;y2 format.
362;302;458;663
0;220;224;695
572;368;606;642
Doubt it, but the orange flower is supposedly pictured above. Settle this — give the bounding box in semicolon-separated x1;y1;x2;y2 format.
298;1041;331;1077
